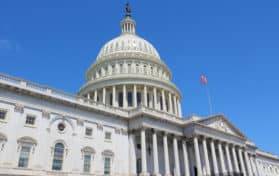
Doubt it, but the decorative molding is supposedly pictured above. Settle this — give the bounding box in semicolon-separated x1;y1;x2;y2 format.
14;104;24;113
42;110;50;119
115;128;121;134
97;123;103;131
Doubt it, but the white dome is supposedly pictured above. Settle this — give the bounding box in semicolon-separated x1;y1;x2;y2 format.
96;34;161;61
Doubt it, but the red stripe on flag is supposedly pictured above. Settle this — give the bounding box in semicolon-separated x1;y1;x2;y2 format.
201;75;207;85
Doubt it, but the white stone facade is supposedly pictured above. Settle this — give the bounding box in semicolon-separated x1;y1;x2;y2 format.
0;7;278;176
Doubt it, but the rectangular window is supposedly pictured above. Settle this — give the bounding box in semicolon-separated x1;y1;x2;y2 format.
118;92;123;107
85;128;93;136
0;110;7;120
25;115;36;125
104;157;111;175
128;92;132;107
83;154;91;173
18;146;31;168
105;132;111;140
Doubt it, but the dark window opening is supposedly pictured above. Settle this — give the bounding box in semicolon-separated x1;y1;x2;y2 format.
109;93;113;106
118;92;123;107
137;92;141;106
128;92;133;107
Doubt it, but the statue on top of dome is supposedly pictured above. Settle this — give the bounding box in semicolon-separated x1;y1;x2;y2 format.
125;3;131;17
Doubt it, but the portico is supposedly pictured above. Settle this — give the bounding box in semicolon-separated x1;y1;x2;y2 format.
127;115;261;176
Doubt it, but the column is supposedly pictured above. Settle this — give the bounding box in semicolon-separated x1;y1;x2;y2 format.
133;85;137;107
163;133;170;176
143;85;148;107
202;138;210;176
94;90;97;102
168;92;173;114
238;148;247;176
244;151;253;176
173;96;177;115
173;137;180;176
112;86;116;107
193;136;202;176
140;128;148;175
123;85;127;108
210;140;219;175
225;144;233;175
254;157;261;176
152;131;160;176
182;140;190;176
102;87;106;104
253;156;260;176
218;141;227;175
153;87;157;110
129;133;137;175
250;155;257;176
177;99;182;117
232;145;240;174
87;93;90;100
161;89;166;111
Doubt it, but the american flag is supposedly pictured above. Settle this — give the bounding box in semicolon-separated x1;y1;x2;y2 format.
201;75;207;85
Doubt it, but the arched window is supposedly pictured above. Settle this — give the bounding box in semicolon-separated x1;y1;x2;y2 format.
52;143;64;171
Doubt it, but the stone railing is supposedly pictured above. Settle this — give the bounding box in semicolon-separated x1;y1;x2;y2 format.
0;72;128;117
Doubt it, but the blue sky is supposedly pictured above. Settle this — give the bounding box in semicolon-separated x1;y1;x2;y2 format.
0;1;279;155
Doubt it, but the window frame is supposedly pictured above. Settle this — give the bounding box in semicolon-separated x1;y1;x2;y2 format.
104;131;112;141
0;109;7;121
52;143;65;171
104;157;111;175
25;115;36;126
85;127;93;137
18;144;32;168
83;153;92;173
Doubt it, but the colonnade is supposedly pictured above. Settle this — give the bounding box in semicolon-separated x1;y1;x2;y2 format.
193;135;259;176
85;84;182;117
131;129;260;176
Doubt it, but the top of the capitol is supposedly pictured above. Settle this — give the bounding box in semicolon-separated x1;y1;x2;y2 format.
95;3;161;61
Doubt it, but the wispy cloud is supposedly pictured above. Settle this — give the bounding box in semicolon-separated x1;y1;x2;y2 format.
0;39;22;53
0;40;12;50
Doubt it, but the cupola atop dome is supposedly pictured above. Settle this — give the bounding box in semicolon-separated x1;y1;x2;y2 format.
121;3;136;34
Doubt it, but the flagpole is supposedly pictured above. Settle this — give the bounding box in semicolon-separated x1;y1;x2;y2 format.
205;84;213;115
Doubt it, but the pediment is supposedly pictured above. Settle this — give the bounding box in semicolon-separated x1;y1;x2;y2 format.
197;115;246;139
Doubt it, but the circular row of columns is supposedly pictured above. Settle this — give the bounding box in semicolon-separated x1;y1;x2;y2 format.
130;128;260;176
86;84;182;117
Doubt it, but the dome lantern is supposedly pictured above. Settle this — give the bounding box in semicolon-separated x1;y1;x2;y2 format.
121;3;136;34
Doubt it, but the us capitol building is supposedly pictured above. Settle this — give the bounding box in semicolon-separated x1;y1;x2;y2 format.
0;5;278;176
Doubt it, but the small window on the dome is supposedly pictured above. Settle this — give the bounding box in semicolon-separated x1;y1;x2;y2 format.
144;43;147;52
144;65;147;74
139;42;142;51
128;64;131;73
